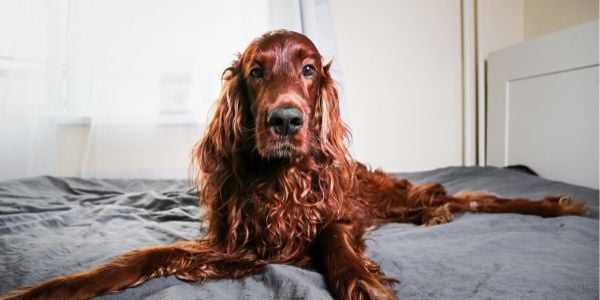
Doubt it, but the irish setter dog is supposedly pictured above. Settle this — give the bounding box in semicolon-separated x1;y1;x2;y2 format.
2;30;586;300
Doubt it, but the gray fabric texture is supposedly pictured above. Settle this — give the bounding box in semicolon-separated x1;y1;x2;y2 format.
0;166;598;299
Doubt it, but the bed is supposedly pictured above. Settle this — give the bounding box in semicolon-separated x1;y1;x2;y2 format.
0;166;598;299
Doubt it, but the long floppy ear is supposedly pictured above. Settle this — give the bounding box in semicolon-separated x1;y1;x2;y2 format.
192;60;245;178
191;60;250;245
316;62;352;164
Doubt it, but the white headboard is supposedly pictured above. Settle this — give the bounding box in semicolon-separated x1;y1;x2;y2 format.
486;20;599;189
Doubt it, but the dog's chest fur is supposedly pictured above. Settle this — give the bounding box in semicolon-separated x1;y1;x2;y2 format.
245;168;330;260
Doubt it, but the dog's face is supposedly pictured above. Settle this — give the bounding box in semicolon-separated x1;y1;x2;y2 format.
239;31;324;160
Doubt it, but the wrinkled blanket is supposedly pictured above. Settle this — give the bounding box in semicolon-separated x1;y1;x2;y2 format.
0;166;598;299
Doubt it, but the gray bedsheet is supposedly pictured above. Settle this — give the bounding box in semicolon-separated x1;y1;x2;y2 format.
0;166;598;299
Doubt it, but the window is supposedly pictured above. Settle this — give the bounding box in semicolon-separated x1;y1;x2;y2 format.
64;0;271;122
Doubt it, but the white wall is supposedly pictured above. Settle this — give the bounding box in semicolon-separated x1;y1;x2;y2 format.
476;0;525;163
330;0;464;172
524;0;599;39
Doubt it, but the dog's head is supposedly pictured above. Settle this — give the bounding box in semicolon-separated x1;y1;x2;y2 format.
239;30;324;159
195;30;349;173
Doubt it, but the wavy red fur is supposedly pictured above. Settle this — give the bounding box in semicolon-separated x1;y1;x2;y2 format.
1;30;587;300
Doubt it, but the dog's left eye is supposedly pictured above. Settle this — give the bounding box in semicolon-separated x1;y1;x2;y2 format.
301;65;316;77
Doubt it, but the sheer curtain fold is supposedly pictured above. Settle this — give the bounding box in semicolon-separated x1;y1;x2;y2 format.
0;0;65;180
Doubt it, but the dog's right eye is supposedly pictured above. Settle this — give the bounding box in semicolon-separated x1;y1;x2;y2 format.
250;68;264;78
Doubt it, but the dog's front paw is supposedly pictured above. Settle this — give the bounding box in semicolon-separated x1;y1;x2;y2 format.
0;288;26;300
331;263;398;300
340;274;397;300
0;286;53;300
1;277;91;300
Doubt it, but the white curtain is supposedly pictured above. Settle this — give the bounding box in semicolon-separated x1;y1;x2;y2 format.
0;0;66;180
0;0;344;180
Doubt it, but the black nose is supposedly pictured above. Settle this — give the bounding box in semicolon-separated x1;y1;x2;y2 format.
266;107;304;136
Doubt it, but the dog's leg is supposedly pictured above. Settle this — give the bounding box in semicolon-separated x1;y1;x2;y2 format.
316;221;397;300
414;190;587;227
1;240;259;300
1;241;200;300
448;192;587;217
402;183;586;226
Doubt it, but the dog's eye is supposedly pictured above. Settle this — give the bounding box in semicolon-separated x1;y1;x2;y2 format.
301;65;316;77
250;67;264;79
